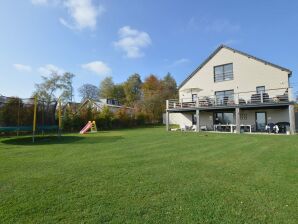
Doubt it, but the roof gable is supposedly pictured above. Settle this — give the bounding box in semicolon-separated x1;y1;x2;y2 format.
178;45;292;89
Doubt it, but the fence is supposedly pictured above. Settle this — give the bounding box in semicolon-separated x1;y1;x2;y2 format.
0;95;62;141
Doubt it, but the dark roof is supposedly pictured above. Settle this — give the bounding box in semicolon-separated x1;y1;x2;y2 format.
178;45;292;89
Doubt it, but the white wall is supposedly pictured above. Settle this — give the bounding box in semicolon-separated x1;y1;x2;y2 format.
179;47;290;101
163;113;193;127
164;111;214;130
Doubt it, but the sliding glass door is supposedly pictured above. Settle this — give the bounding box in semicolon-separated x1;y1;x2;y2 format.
214;112;234;124
256;112;267;131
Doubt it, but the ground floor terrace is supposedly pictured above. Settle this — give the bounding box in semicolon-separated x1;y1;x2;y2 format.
165;103;296;134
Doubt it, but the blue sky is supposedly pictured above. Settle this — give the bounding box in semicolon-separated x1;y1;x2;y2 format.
0;0;297;100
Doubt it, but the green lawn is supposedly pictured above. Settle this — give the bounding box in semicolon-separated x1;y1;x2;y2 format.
0;127;297;223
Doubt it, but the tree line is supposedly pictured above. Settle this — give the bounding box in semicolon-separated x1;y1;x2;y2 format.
32;72;178;129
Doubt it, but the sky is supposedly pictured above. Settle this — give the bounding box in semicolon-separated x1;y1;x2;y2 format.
0;0;297;101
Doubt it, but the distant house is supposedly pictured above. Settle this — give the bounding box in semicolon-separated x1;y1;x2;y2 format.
165;45;296;134
65;98;132;115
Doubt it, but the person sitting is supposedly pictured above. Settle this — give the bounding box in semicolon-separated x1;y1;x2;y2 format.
265;123;275;133
273;124;279;134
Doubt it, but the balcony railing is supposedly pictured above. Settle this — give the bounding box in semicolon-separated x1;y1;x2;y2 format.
167;88;293;109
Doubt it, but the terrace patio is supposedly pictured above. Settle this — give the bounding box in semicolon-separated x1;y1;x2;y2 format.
165;88;296;134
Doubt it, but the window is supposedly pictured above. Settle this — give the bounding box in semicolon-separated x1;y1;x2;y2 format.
192;114;197;125
214;63;233;82
240;113;247;120
215;90;234;105
215;112;234;124
192;94;197;102
256;86;265;94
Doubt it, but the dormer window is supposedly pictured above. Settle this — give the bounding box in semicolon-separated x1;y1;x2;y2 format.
214;63;233;82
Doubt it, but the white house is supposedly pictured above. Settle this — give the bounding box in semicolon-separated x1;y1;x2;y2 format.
65;98;133;115
165;45;296;134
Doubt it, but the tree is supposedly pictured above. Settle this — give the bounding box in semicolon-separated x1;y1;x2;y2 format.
123;73;142;106
142;74;161;94
34;72;63;102
112;84;126;104
161;73;178;100
78;84;99;101
34;72;75;104
60;72;75;103
99;76;115;98
141;75;163;123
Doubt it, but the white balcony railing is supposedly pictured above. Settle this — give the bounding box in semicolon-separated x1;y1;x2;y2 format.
167;88;292;109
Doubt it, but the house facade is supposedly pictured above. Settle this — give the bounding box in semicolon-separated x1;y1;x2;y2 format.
165;45;296;134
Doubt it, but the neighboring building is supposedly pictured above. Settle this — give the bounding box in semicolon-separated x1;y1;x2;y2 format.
165;45;296;134
65;98;132;115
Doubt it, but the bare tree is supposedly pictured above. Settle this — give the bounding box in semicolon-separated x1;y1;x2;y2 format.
78;84;99;101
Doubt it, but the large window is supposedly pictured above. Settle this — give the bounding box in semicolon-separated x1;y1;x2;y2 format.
214;63;233;82
215;90;234;105
215;112;234;124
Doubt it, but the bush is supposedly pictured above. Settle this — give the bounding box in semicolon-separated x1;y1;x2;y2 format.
61;105;157;132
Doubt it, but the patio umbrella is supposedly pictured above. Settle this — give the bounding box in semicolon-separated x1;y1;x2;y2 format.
181;88;203;94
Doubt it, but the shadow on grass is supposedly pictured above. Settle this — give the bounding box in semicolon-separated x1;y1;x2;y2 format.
1;135;124;146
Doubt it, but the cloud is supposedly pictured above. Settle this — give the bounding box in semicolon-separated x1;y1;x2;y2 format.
31;0;104;30
167;58;190;68
60;0;104;30
222;39;240;46
187;17;240;33
114;26;152;58
82;61;111;76
173;58;190;66
38;64;64;75
13;64;32;72
31;0;48;5
205;19;240;33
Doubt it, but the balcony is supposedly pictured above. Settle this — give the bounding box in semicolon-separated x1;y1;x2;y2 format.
167;88;293;110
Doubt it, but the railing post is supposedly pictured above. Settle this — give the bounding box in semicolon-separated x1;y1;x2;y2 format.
260;91;263;103
235;93;239;105
196;97;199;108
166;100;169;110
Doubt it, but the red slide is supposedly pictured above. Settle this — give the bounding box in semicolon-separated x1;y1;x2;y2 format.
79;122;92;134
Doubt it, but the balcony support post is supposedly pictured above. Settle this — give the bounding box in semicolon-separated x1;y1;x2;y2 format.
289;104;296;134
288;87;293;101
166;100;169;131
235;107;240;134
166;111;170;131
196;109;200;132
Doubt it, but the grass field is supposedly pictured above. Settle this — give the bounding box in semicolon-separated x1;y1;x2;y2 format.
0;127;297;223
